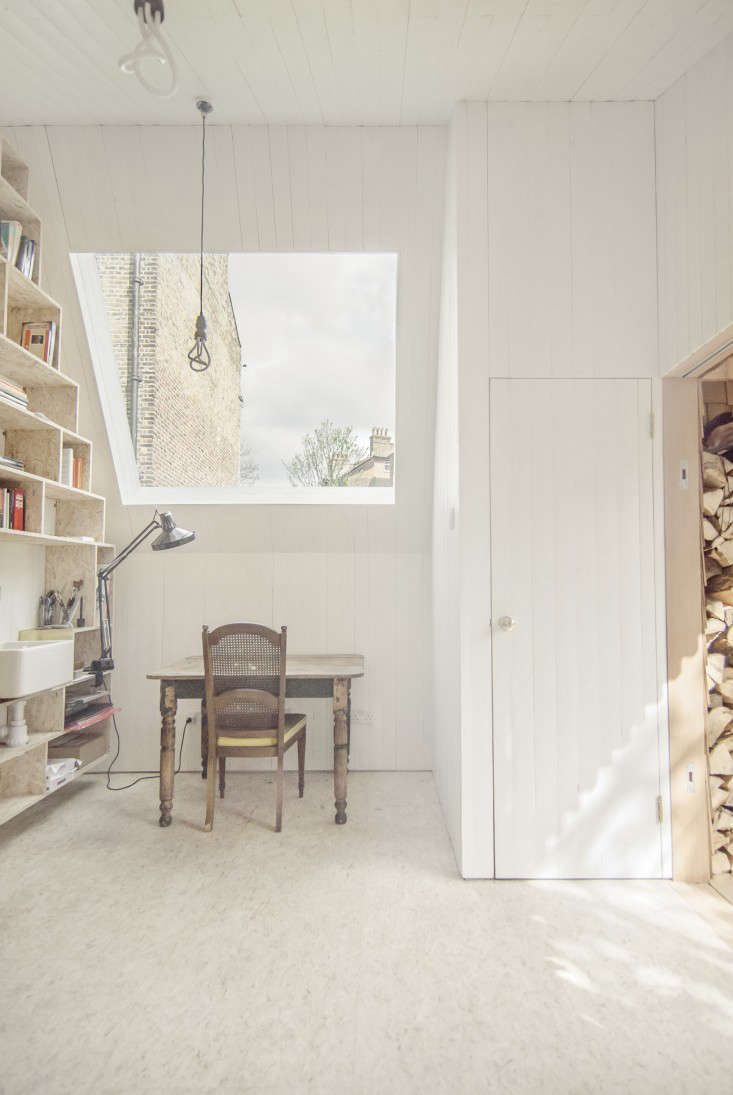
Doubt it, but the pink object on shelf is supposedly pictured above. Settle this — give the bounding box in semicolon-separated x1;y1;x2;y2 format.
63;705;120;733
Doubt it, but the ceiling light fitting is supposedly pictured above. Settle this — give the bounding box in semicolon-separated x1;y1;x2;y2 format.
188;99;213;373
119;0;178;98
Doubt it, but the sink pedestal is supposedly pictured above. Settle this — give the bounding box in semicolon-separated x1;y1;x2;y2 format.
6;700;28;747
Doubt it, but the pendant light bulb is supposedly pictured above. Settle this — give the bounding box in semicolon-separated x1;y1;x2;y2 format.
119;0;178;98
188;313;211;372
188;99;213;373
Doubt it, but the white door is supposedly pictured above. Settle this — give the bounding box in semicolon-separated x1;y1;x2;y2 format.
490;379;665;879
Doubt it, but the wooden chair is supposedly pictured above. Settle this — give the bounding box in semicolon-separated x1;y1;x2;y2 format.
202;623;306;832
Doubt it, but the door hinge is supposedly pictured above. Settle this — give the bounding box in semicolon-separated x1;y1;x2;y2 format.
656;795;663;824
649;411;655;439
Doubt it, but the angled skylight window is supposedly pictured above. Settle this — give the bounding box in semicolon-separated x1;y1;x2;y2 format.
71;252;397;505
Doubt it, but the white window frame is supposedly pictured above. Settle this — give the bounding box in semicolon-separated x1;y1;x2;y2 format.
71;253;396;507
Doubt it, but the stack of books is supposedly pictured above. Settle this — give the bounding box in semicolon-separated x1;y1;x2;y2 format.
0;485;25;530
61;445;84;489
0;220;37;280
21;320;56;364
0;373;28;410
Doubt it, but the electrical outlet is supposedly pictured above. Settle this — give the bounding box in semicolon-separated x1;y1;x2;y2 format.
686;763;696;794
352;709;373;725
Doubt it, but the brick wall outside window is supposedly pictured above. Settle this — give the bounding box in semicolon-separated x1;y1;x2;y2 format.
96;253;241;487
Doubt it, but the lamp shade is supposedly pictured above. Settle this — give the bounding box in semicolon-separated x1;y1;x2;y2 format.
151;511;196;551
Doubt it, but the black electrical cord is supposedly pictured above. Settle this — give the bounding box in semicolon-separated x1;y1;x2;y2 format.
105;711;192;791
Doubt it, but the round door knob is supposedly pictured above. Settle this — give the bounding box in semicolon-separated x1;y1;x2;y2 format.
497;616;518;631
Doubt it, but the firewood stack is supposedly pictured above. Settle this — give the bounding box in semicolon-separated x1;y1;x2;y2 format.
702;433;733;874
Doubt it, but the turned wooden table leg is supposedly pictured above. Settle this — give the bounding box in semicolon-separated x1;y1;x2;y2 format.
333;677;349;825
159;680;177;827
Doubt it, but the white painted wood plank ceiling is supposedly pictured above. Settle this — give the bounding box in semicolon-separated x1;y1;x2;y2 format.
1;0;732;124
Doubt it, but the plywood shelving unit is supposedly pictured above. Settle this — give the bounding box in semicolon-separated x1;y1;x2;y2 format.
0;137;114;824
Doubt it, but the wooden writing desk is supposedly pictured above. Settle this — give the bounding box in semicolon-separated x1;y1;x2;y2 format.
147;655;365;828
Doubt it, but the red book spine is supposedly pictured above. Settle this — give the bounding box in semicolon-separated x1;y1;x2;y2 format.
12;488;24;531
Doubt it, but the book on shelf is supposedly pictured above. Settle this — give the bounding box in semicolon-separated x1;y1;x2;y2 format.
0;372;28;406
0;373;27;400
0;391;28;411
0;454;24;471
61;445;73;486
72;456;83;489
21;320;56;365
0;220;22;265
15;235;37;280
0;486;25;530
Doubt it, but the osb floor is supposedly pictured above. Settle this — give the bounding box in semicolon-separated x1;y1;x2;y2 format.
1;771;733;1095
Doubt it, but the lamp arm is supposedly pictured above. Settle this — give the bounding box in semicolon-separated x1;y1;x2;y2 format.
91;515;162;683
98;517;161;580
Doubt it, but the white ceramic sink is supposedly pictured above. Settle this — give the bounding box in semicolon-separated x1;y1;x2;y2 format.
0;639;74;698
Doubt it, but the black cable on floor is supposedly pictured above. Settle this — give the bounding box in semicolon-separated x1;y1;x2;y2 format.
105;711;192;791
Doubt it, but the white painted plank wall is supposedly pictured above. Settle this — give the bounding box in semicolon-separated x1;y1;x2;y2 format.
0;123;446;774
656;32;733;374
434;99;660;876
485;101;658;379
432;118;462;865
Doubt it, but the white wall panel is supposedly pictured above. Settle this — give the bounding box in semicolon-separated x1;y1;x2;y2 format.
491;379;665;879
656;32;733;374
434;99;663;877
0;122;445;774
485;101;658;379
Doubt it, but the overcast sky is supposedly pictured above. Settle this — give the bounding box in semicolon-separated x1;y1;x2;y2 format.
228;252;396;484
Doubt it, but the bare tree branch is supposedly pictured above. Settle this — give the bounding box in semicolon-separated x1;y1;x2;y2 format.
284;419;366;487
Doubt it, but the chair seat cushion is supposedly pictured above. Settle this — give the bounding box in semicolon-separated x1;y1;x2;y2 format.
217;713;306;748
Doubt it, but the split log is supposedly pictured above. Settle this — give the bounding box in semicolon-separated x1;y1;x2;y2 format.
704;452;727;489
705;519;720;542
711;783;729;811
706;575;733;594
713;541;733;567
707;600;725;620
719;505;733;532
708;653;726;689
711;693;724;708
712;540;733;567
712;850;731;874
707;557;723;579
716;678;733;702
709;741;733;774
714;808;733;831
704;489;724;516
706;419;733;454
707;707;733;746
712;830;729;851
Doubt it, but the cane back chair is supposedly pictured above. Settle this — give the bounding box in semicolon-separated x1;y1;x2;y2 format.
202;623;306;832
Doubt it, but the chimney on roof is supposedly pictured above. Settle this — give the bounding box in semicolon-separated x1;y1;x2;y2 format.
369;427;393;459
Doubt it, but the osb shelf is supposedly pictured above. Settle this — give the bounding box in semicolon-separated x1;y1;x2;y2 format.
0;753;111;826
5;260;58;311
0;139;113;830
0;462;103;504
0;729;65;768
0;333;74;390
0;527;102;549
0;173;40;229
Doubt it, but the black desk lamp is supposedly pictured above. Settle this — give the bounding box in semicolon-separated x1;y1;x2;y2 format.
90;510;195;683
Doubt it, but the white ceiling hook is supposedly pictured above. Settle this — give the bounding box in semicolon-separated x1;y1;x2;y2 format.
119;1;178;99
